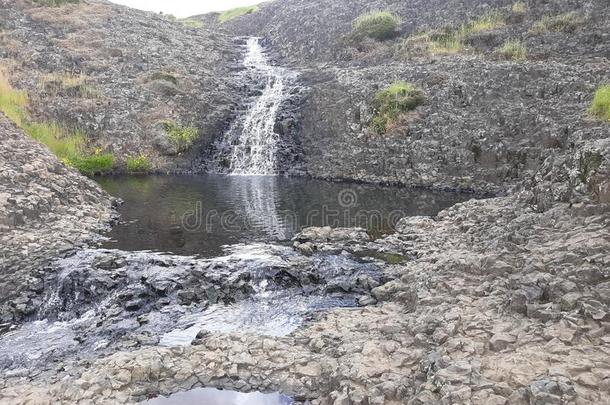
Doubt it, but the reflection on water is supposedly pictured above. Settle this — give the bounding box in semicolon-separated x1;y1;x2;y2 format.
143;387;292;405
97;174;470;256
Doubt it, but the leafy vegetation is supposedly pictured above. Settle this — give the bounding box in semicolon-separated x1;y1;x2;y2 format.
0;68;113;175
218;6;259;23
181;19;204;29
370;82;425;135
351;11;401;41
126;154;152;173
162;120;198;153
70;151;115;176
532;12;585;33
32;0;79;6
589;85;610;122
39;73;100;98
151;72;178;85
496;40;527;60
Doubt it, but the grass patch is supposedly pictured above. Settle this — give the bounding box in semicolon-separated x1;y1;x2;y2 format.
162;120;198;153
32;0;79;6
181;19;204;29
401;11;504;56
39;73;100;98
370;82;425;135
496;39;527;60
532;12;585;33
351;11;401;41
126;154;152;173
151;72;178;86
69;152;115;176
218;6;259;23
0;68;113;175
589;85;610;122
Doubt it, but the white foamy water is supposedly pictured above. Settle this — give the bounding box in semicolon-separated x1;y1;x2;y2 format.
223;37;296;175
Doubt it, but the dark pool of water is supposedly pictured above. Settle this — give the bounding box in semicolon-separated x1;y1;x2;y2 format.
143;387;293;405
96;174;470;257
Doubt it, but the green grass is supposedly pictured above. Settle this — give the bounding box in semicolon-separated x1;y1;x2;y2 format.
589;85;610;122
218;6;259;23
69;153;115;176
162;120;198;153
371;82;425;135
181;19;204;29
351;11;401;41
32;0;79;5
532;12;585;33
0;69;113;175
126;154;152;173
496;39;527;60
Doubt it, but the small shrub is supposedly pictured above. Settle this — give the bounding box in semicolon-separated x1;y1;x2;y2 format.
370;82;425;135
126;154;152;173
589;85;610;122
151;72;178;86
496;39;528;60
32;0;79;6
352;11;401;41
218;6;259;23
162;121;198;153
181;19;204;29
532;12;585;33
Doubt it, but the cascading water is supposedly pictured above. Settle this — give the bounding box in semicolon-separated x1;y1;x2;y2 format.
214;37;298;175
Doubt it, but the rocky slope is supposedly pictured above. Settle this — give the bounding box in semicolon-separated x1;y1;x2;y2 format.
0;0;239;171
224;0;610;192
0;114;115;322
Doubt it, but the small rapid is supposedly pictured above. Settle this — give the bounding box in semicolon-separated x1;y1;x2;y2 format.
213;37;299;175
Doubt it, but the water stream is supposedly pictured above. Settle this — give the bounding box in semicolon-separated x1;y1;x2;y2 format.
211;37;299;175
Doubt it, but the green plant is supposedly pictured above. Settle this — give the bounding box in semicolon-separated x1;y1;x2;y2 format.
32;0;79;5
589;85;610;122
351;11;401;41
370;82;425;135
126;154;152;173
162;120;198;153
69;152;115;176
181;19;204;29
218;5;259;23
532;12;585;33
151;72;178;85
496;39;528;60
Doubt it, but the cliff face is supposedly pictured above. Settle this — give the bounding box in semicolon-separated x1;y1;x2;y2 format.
0;0;239;171
224;0;610;195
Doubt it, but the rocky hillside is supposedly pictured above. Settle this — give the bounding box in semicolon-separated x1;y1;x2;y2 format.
0;0;239;172
223;0;610;194
0;113;115;322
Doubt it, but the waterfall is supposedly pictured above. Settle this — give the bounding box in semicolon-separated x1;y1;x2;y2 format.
215;37;297;175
